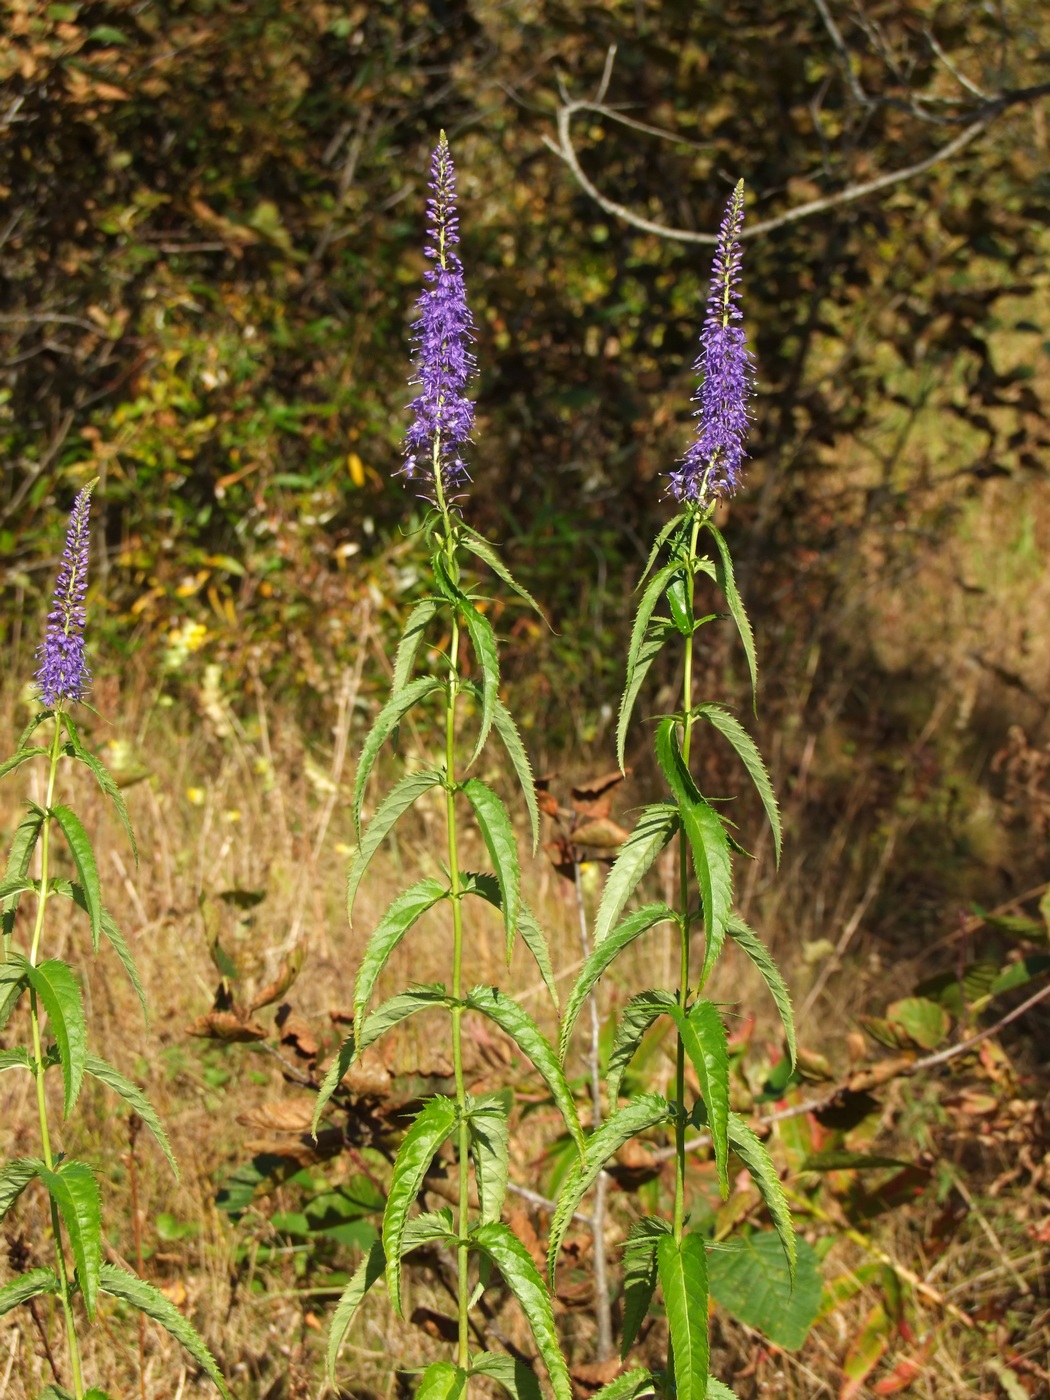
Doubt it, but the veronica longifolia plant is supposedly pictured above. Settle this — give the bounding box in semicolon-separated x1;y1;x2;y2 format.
0;483;229;1400
552;183;798;1400
315;133;581;1398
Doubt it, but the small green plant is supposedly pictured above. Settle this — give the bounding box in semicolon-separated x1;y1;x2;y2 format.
551;185;799;1400
0;482;229;1400
314;134;582;1397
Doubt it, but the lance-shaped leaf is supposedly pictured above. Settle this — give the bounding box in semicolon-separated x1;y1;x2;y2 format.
704;523;756;709
50;805;102;949
17;956;86;1116
639;511;688;585
2;808;44;937
658;1232;709;1400
592;1371;657;1400
655;720;732;986
326;1238;385;1381
353;676;442;839
401;1207;456;1255
392;596;442;693
461;779;520;941
347;767;443;922
100;1264;230;1397
66;744;138;863
464;686;540;853
354;877;448;1028
460;524;548;622
434;552;501;766
617;620;676;774
471;1221;573;1400
0;748;49;783
592;805;679;948
693;704;780;865
727;1114;795;1279
466;986;583;1154
461;873;558;1009
0;1157;41;1220
625;562;682;702
85;1054;178;1179
727;917;795;1069
608;989;676;1106
467;1094;510;1227
560;904;678;1060
37;1160;101;1320
384;1095;459;1314
669;1001;730;1198
622;1217;671;1358
0;1267;58;1319
548;1093;671;1286
101;909;148;1023
705;1382;742;1400
469;1351;544;1400
356;985;451;1056
0;961;28;1034
15;711;53;752
0;1047;33;1075
416;1362;467;1400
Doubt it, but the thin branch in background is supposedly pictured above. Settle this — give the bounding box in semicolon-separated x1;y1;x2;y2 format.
810;0;872;108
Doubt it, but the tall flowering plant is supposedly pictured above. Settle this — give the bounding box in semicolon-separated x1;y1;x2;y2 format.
315;134;581;1398
551;184;797;1400
0;483;229;1398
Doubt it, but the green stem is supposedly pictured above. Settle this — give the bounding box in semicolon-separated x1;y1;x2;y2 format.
673;515;702;1245
28;715;86;1400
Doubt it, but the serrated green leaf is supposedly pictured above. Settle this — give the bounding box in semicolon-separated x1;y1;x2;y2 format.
0;1266;58;1318
548;1094;671;1286
622;1217;671;1358
353;676;442;839
708;1233;821;1351
617;620;675;773
347;768;443;922
0;1158;41;1220
471;1221;572;1400
693;704;781;865
67;745;138;863
85;1054;177;1179
100;909;148;1023
15;712;53;753
469;1351;544;1400
0;748;49;784
0;961;28;1034
727;1115;795;1280
2;809;44;938
885;996;951;1050
639;512;688;586
354;878;448;1028
461;780;520;942
100;1263;230;1396
0;1047;33;1074
460;527;548;623
37;1161;101;1320
705;1381;742;1400
479;689;541;853
466;986;583;1154
326;1238;385;1381
401;1206;456;1254
356;985;450;1055
627;562;682;683
383;1096;459;1314
658;1232;709;1400
726;917;795;1069
561;904;678;1060
312;1031;355;1136
467;1094;510;1226
49;805;102;950
392;596;442;693
591;1370;657;1400
461;873;558;1009
608;990;676;1106
457;593;500;768
671;1001;730;1197
416;1362;467;1400
592;805;679;947
704;523;756;709
19;957;86;1116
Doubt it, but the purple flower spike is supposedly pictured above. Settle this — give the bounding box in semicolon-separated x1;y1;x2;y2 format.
36;482;95;709
402;132;477;497
670;180;755;505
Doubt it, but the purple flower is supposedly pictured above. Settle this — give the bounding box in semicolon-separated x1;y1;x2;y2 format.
670;180;755;505
402;133;477;498
36;482;94;709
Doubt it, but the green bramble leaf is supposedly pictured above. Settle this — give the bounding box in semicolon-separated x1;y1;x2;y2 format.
66;743;139;863
466;1093;510;1227
353;877;448;1029
726;917;795;1069
346;767;443;923
100;1263;230;1397
659;1232;709;1400
708;1232;821;1351
0;1157;41;1220
383;1095;459;1314
459;524;549;625
469;1351;545;1400
326;1239;385;1382
0;748;49;783
548;1093;671;1286
727;1114;796;1280
465;986;583;1155
0;1266;58;1318
669;1001;730;1197
17;956;86;1116
49;805;102;950
617;619;675;774
352;676;443;839
461;780;520;942
703;523;757;709
463;686;540;853
608;989;676;1106
622;1217;671;1358
392;596;442;693
560;904;678;1060
37;1160;101;1320
460;873;559;1009
416;1362;467;1400
592;804;679;947
470;1221;573;1400
692;704;781;865
84;1054;178;1179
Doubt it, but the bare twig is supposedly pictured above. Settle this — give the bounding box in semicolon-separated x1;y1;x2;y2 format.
810;0;871;107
